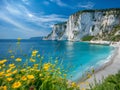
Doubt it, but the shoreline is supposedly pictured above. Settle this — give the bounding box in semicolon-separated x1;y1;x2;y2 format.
78;41;120;89
77;46;117;82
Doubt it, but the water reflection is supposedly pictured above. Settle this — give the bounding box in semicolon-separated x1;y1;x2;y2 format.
65;41;75;59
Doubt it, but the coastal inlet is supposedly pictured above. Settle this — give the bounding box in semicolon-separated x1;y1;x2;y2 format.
0;40;114;81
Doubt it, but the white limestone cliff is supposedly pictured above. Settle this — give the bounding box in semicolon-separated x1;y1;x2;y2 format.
46;9;120;41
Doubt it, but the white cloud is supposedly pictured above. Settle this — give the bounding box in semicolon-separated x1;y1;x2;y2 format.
0;12;39;33
77;2;95;9
24;13;67;28
22;0;30;5
34;14;67;22
49;0;95;9
0;0;68;38
28;13;33;17
4;0;67;25
0;12;47;38
4;0;30;16
50;0;68;7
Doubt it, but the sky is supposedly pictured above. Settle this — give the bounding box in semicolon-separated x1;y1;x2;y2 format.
0;0;120;39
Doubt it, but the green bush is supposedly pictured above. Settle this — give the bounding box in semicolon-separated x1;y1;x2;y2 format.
111;35;120;41
91;71;120;90
81;36;94;41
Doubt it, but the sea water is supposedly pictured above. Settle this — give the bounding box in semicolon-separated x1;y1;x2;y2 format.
0;40;114;81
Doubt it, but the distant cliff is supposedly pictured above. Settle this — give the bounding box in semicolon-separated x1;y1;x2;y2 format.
46;8;120;41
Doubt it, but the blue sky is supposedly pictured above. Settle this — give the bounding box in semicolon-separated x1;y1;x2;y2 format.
0;0;120;39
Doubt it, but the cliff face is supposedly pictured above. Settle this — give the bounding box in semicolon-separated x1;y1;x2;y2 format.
46;9;120;41
46;22;67;40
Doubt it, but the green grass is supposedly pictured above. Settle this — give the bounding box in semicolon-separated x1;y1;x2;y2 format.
90;71;120;90
81;36;94;41
111;35;120;41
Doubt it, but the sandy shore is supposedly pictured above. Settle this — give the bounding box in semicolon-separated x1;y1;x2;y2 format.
90;40;111;45
78;42;120;89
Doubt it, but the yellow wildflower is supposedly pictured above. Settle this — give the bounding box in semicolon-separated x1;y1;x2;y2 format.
11;66;16;69
81;88;86;90
17;38;21;40
30;68;34;71
10;55;14;59
27;75;34;80
39;74;42;77
9;64;15;67
3;86;7;90
7;77;13;82
0;86;7;90
12;70;17;74
35;70;40;72
30;58;35;62
0;59;7;64
0;72;4;77
8;50;12;53
16;58;22;62
34;64;38;67
20;69;26;72
6;69;12;73
2;64;5;67
12;81;21;89
3;59;7;62
71;82;77;87
32;50;38;53
5;73;12;77
43;63;51;71
32;50;38;57
21;76;27;81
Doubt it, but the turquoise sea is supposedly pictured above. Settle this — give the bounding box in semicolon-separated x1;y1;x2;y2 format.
0;40;114;81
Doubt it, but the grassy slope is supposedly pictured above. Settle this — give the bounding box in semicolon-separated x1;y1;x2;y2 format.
81;36;94;41
91;71;120;90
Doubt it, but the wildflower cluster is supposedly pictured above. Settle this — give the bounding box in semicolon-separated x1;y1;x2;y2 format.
0;50;79;90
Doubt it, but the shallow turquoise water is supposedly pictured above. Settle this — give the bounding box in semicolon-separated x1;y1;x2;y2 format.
0;40;114;81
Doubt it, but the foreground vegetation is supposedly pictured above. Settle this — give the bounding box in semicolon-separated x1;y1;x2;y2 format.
81;36;94;41
0;39;80;90
90;71;120;90
0;50;80;90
